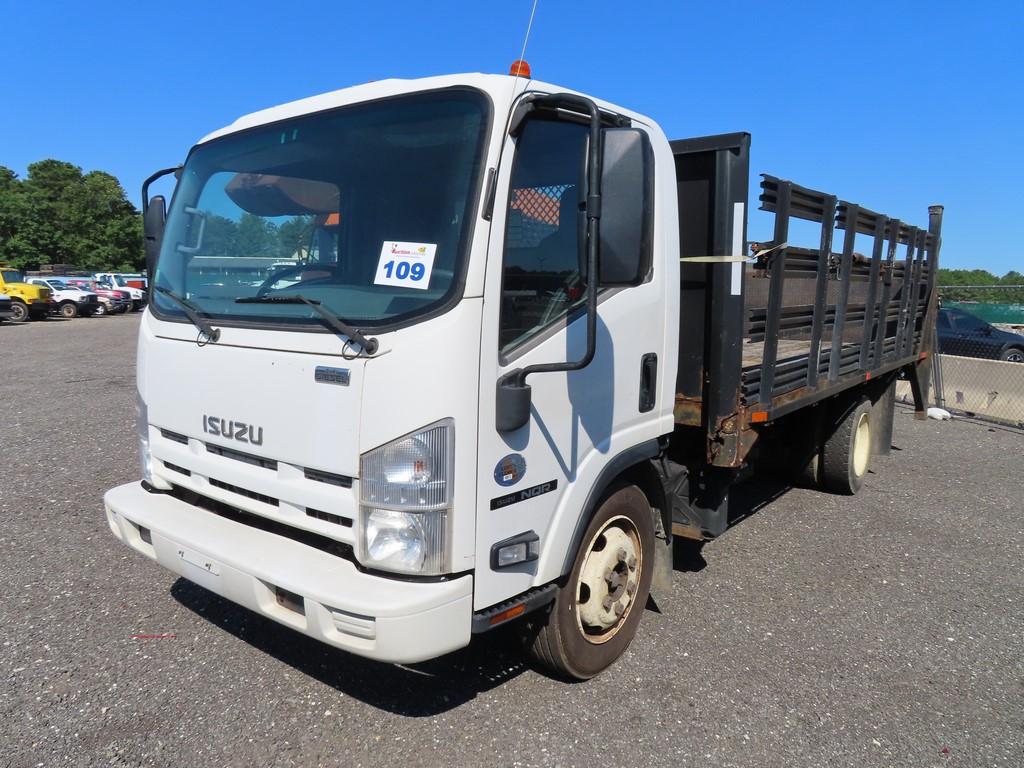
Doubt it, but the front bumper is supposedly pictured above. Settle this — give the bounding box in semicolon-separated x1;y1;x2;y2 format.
104;482;473;663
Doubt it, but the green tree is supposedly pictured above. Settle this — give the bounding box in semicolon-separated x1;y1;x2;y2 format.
276;216;314;260
0;159;143;271
236;212;278;256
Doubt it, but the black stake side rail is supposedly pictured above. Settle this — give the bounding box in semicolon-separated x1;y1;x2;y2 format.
744;175;941;424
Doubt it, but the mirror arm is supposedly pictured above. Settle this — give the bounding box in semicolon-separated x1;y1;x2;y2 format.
142;165;182;212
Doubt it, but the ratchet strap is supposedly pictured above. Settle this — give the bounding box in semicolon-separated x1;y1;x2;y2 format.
679;241;788;263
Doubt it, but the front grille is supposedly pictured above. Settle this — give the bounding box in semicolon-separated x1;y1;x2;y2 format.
306;508;353;528
208;477;279;507
206;442;278;470
160;428;189;444
163;461;191;477
167;485;355;563
304;467;353;488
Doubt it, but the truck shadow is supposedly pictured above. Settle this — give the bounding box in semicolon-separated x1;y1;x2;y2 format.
170;578;531;716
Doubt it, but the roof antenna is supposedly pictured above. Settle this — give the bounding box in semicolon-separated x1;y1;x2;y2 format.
510;0;538;79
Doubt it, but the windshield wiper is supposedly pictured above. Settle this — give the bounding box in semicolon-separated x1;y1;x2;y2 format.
155;286;221;343
235;295;378;355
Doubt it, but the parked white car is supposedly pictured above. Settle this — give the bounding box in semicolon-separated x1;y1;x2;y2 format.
26;278;101;318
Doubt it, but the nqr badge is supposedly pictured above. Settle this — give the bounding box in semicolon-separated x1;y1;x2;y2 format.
494;453;526;487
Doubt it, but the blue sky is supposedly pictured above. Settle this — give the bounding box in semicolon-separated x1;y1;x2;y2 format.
2;0;1020;273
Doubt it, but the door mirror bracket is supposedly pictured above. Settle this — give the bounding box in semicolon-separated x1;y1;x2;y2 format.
496;92;604;433
141;166;181;285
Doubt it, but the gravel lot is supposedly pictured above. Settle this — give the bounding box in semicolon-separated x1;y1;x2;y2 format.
1;314;1021;768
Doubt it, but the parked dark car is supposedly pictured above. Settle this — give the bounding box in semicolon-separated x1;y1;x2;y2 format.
937;307;1024;363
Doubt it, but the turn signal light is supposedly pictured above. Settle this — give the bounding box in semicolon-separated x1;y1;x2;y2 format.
509;59;531;78
489;603;526;626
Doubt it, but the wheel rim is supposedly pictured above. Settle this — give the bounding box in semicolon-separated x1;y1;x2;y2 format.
12;304;26;321
61;304;75;318
575;514;642;644
853;412;871;477
1006;350;1024;363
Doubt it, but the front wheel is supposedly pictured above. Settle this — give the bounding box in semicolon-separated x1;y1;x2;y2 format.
10;301;29;323
93;303;107;316
1000;347;1024;363
523;484;655;680
59;301;78;319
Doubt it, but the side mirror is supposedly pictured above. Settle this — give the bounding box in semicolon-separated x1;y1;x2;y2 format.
597;127;653;286
144;195;166;282
496;375;532;433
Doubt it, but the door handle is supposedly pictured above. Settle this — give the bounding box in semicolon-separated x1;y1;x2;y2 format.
639;353;657;413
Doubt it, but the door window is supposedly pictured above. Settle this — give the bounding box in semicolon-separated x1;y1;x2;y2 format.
499;119;589;353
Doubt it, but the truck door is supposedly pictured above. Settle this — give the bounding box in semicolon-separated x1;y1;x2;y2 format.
474;110;667;611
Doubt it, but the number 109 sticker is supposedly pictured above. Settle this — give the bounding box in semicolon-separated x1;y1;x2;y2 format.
374;241;437;290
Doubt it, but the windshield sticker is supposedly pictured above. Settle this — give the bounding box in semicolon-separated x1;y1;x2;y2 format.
373;241;437;290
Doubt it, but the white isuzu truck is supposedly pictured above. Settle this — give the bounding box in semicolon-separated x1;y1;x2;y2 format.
104;66;941;680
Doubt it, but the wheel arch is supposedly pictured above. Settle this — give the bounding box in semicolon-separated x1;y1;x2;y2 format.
556;439;666;577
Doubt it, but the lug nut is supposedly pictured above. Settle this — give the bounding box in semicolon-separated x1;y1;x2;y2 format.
628;556;637;571
617;548;628;563
602;596;613;611
626;582;636;596
614;602;625;617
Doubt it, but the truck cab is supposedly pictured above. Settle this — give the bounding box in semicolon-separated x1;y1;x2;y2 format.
105;70;940;679
0;265;52;322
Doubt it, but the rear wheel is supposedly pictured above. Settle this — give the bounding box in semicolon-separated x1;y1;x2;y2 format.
523;484;654;680
59;301;78;319
93;303;107;316
821;397;873;495
10;300;29;323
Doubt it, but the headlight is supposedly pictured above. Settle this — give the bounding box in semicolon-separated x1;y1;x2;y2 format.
358;419;453;575
136;392;152;483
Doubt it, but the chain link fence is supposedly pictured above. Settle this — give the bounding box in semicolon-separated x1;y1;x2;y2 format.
898;285;1024;428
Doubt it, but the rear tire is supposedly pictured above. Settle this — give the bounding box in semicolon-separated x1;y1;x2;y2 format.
523;484;655;680
59;301;78;319
821;397;872;495
10;300;28;323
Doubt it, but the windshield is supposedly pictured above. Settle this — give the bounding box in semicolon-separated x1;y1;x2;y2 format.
2;269;24;283
152;89;489;330
48;280;69;290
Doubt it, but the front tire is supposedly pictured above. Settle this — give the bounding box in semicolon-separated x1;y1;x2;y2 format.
523;484;655;680
10;300;29;323
93;303;107;316
1000;347;1024;363
821;397;873;495
59;301;78;319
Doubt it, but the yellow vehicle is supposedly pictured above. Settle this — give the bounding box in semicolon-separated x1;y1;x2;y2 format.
0;264;52;322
